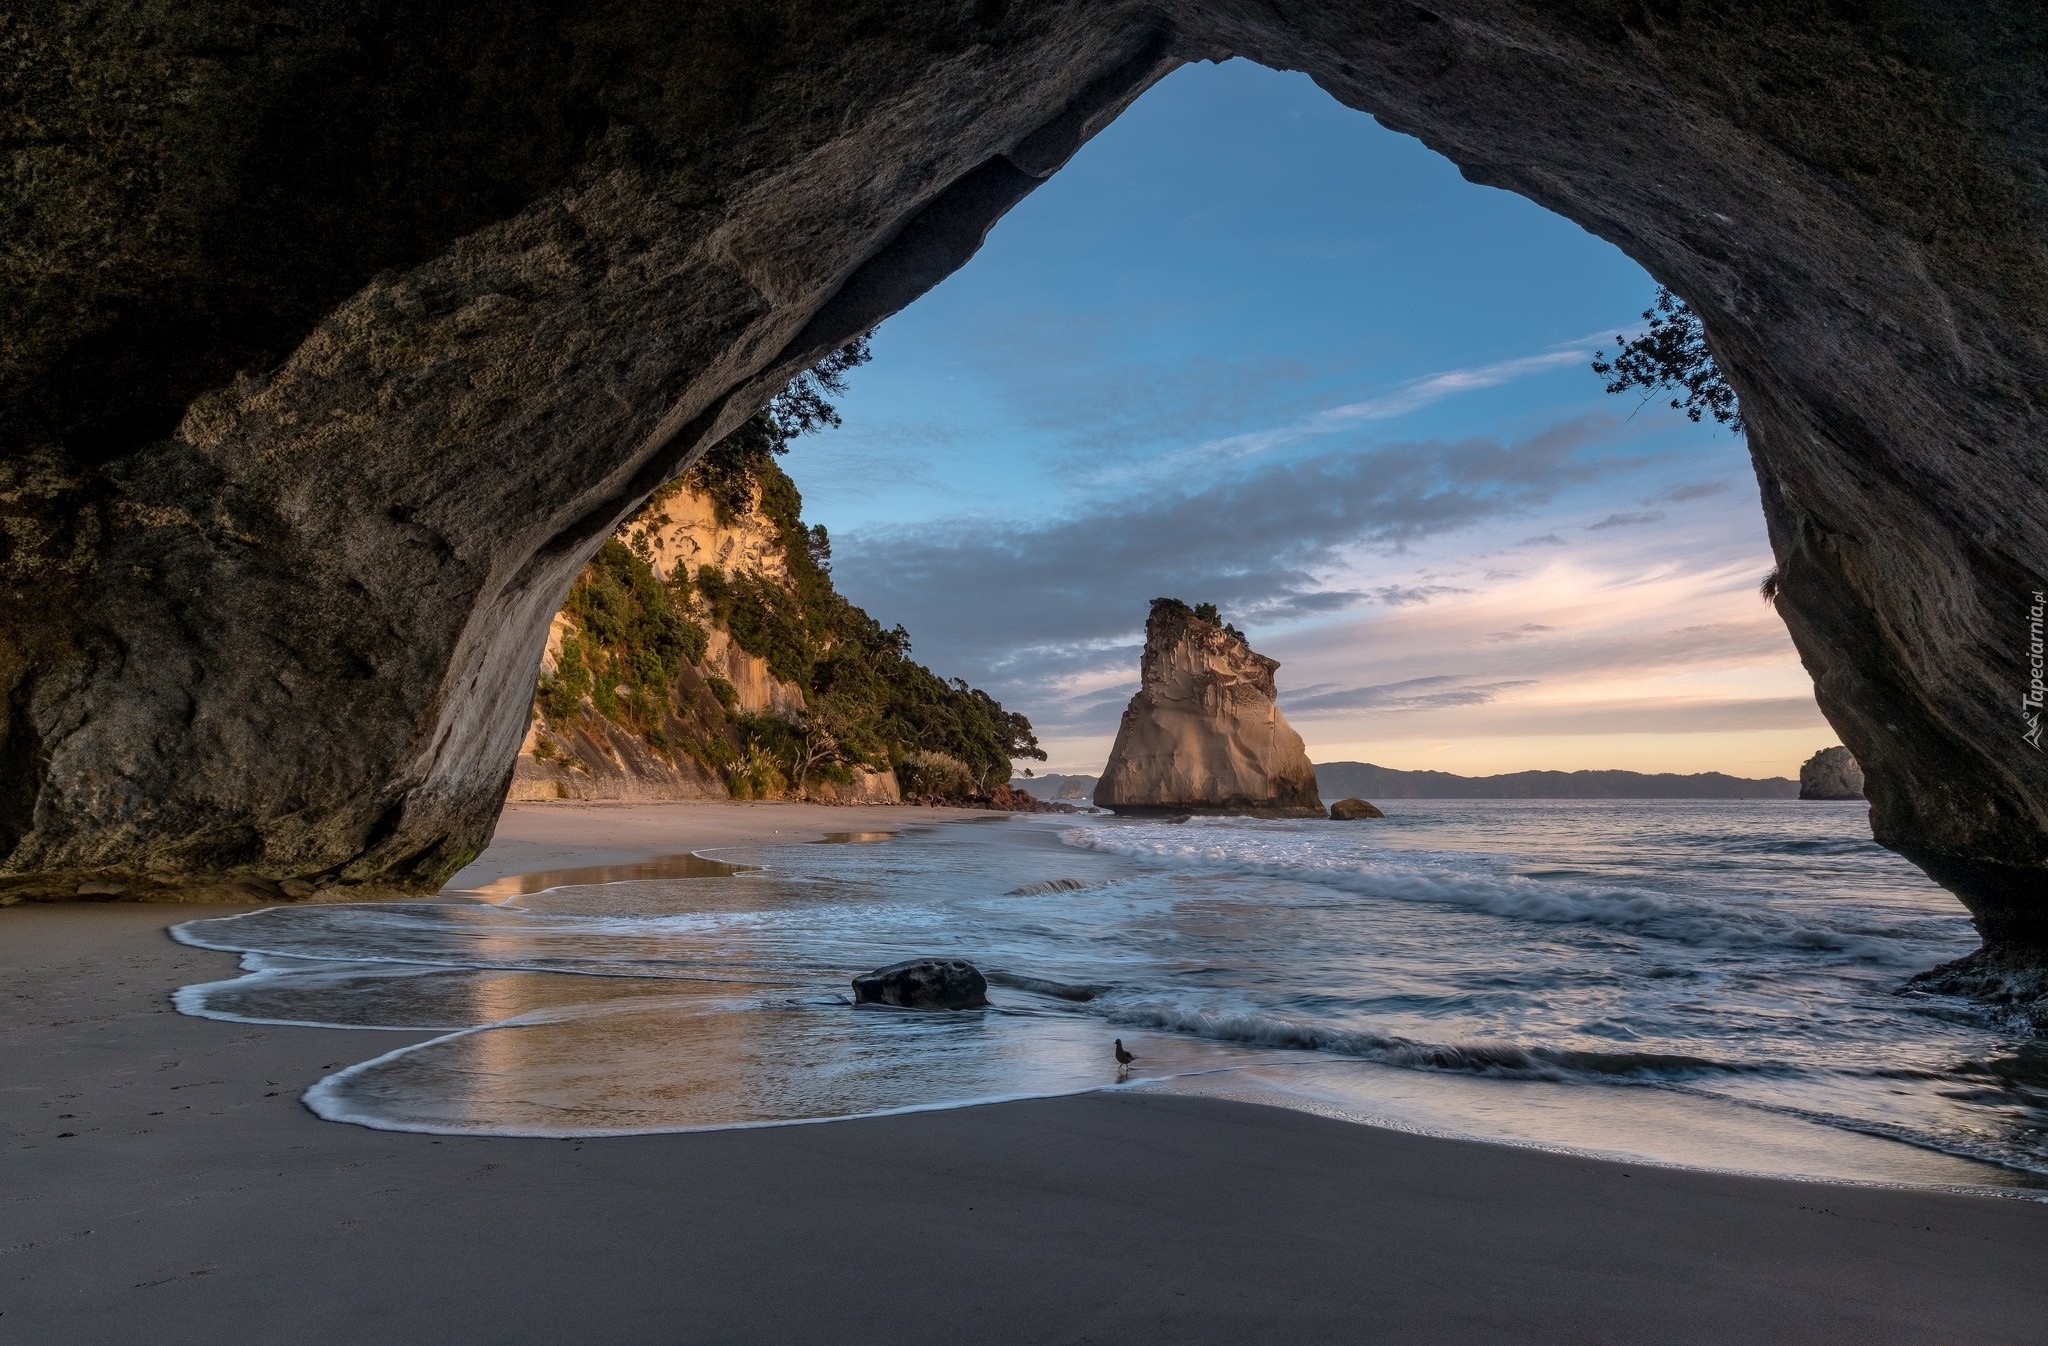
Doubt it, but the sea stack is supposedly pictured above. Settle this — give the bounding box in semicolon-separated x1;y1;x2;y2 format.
1799;746;1866;800
1095;599;1323;818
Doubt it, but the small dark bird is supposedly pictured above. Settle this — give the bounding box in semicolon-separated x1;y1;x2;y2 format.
1113;1039;1136;1068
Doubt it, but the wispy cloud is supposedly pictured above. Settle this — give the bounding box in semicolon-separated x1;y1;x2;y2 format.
1372;584;1470;607
1440;696;1822;738
1642;481;1730;506
1586;510;1666;532
1188;348;1592;461
1288;675;1538;714
1084;339;1613;488
833;415;1625;701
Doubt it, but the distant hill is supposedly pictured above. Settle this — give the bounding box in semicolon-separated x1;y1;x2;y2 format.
1012;773;1099;802
1315;762;1799;801
1014;764;1802;804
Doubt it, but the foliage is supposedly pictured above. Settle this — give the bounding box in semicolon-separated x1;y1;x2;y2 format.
726;743;789;800
1155;595;1245;642
534;339;1042;800
536;539;707;748
690;337;873;523
896;750;976;799
1592;287;1743;431
699;419;1042;791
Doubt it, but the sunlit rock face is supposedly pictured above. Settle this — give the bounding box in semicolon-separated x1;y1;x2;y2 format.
1;2;2044;984
1095;603;1321;817
1799;748;1866;802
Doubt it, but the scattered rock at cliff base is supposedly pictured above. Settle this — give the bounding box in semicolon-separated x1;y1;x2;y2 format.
1799;746;1866;800
851;958;988;1009
1902;947;2048;1033
1095;599;1323;818
985;783;1078;814
1329;798;1385;820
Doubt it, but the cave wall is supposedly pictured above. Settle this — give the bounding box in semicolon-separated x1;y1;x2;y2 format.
3;3;2045;955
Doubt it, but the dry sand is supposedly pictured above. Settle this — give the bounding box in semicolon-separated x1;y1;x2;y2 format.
5;801;2046;1344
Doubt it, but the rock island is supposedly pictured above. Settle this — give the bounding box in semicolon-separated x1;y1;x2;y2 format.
1095;599;1323;818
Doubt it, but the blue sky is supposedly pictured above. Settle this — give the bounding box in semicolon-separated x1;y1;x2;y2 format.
783;59;1831;778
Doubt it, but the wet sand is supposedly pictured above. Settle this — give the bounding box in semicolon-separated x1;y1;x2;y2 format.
441;798;991;892
5;802;2047;1344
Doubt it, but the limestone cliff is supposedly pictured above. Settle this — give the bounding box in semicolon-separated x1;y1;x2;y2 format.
1799;747;1866;802
509;472;814;803
1095;600;1322;817
508;457;1025;806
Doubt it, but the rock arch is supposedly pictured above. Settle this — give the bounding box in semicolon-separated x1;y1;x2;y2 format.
4;3;2044;979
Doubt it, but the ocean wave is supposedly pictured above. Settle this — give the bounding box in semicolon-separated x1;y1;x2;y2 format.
1102;999;1775;1084
986;970;1111;1001
1660;1080;2048;1182
1003;878;1099;896
1060;827;1919;961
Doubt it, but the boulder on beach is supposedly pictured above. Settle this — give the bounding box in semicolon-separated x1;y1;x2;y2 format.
851;958;989;1009
1799;746;1865;800
1329;798;1384;820
1095;599;1323;818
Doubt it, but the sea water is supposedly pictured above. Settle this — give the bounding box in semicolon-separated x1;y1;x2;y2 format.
170;801;2047;1191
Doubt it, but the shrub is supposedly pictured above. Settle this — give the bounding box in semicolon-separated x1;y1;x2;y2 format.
897;750;976;800
727;746;788;800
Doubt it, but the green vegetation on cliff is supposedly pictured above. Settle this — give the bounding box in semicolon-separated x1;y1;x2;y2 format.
533;345;1041;799
540;539;708;743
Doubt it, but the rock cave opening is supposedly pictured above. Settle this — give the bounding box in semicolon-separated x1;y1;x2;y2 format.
3;5;2043;1002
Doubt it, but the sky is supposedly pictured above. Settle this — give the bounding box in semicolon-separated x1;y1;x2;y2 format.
781;59;1835;779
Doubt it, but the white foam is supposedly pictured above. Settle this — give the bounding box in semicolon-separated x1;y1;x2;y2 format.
1060;824;1916;962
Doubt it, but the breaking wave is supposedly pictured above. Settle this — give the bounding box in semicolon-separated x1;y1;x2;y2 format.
1003;878;1100;896
1097;999;1774;1083
1061;825;1918;962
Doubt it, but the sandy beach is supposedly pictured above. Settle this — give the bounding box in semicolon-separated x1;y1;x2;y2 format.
6;801;2047;1345
439;798;996;893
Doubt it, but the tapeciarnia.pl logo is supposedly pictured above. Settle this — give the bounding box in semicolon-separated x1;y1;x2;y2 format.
2027;589;2046;750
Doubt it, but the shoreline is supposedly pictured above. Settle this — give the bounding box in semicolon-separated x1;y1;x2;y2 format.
7;799;2047;1341
441;798;997;894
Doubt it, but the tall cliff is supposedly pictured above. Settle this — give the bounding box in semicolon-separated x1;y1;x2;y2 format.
511;456;1037;805
1095;600;1322;817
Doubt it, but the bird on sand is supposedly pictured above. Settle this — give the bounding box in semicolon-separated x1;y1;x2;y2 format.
1113;1039;1136;1070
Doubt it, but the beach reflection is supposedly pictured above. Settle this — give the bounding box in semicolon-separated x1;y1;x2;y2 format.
455;853;751;899
307;997;1259;1134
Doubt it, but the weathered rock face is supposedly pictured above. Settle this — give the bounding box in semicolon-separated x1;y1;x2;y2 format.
507;477;807;804
1330;798;1385;821
851;958;988;1010
1096;603;1321;817
1798;747;1866;802
2;3;2046;981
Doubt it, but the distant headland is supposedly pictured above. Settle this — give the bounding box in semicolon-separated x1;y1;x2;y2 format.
1018;762;1804;802
1313;762;1799;801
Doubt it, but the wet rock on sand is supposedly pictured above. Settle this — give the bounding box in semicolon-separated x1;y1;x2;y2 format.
852;958;988;1009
